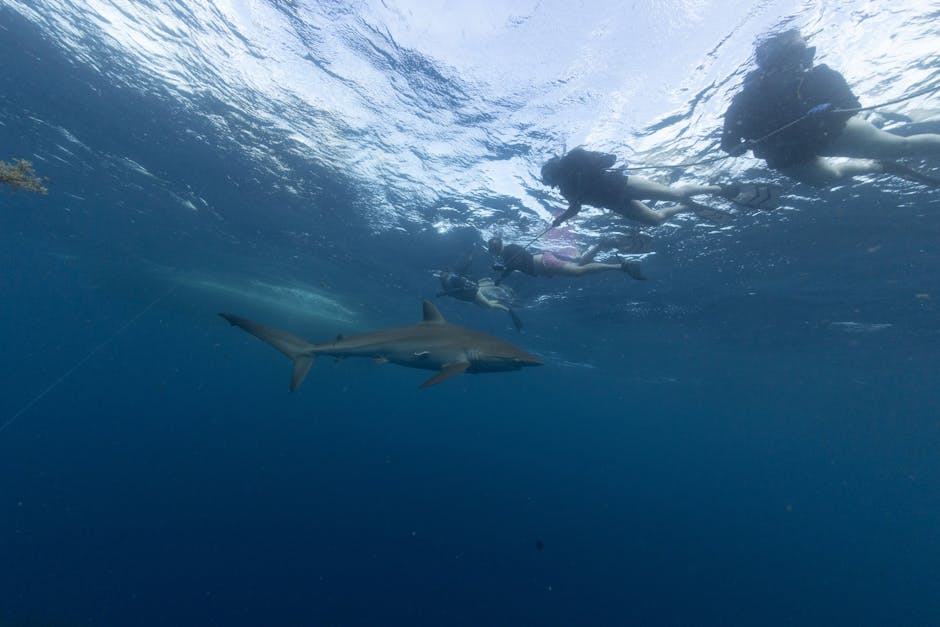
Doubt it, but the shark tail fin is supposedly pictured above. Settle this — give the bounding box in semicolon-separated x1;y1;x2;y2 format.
219;313;317;391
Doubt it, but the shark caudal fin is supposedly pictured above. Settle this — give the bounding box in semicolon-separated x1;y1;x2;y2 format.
219;313;316;391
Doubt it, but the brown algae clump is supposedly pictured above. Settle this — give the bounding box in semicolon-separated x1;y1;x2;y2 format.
0;159;47;194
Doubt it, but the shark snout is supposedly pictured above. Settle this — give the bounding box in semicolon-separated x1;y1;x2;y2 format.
522;357;543;367
511;351;543;367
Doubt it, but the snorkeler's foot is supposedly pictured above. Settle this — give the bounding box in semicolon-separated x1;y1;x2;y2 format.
719;183;784;210
621;261;646;280
881;162;940;188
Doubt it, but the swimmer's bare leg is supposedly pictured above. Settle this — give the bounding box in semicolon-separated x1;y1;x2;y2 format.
555;260;622;276
625;179;728;222
475;291;509;313
576;243;605;265
825;116;940;160
628;176;726;201
780;157;883;187
475;292;522;331
611;199;688;226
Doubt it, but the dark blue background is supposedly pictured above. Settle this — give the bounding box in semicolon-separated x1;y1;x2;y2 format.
2;7;939;626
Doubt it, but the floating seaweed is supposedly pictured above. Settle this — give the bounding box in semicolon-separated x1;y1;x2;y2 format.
0;159;47;194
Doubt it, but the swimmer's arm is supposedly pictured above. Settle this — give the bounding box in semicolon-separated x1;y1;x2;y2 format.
552;201;582;227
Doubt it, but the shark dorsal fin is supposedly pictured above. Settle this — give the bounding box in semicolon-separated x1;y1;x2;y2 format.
422;300;446;324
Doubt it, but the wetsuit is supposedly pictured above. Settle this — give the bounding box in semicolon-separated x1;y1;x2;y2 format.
496;244;536;282
721;64;861;168
550;148;627;226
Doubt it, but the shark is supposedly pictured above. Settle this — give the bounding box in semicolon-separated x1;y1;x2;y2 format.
219;300;542;390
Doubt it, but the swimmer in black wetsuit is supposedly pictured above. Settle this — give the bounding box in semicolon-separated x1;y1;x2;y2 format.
722;29;940;188
437;270;523;331
487;236;644;283
541;148;769;227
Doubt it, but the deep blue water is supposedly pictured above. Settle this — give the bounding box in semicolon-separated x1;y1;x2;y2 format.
2;2;940;626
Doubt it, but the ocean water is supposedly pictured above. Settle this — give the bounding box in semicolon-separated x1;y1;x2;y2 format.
1;1;939;625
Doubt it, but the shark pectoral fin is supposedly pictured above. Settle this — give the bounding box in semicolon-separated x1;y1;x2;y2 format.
373;356;389;364
419;361;470;388
291;355;315;392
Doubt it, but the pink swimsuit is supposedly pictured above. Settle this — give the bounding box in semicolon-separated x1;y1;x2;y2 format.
538;252;569;276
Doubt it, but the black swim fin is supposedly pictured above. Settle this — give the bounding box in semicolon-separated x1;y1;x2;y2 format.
719;183;784;210
508;308;523;332
604;232;654;255
621;261;646;281
689;203;733;224
882;162;940;188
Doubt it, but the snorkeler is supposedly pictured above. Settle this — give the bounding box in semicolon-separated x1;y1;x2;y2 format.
721;29;940;188
437;270;523;331
488;235;644;284
541;147;776;228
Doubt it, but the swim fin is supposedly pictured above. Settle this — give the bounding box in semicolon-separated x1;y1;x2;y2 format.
719;183;784;210
603;232;654;255
508;308;523;331
882;162;940;188
621;261;646;281
689;203;733;224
